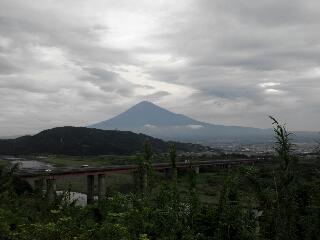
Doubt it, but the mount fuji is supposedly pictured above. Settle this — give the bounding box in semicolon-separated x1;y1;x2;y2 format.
89;101;276;144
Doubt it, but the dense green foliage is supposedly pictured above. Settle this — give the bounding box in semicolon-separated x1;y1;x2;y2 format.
0;120;319;239
0;126;206;155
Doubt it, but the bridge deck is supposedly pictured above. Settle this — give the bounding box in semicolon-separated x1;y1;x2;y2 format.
16;158;270;179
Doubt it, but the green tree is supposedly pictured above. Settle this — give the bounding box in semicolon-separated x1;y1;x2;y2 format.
135;142;154;195
169;144;177;186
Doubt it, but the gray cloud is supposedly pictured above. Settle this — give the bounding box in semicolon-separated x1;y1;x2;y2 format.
82;67;137;96
0;57;21;75
0;0;320;135
142;91;170;102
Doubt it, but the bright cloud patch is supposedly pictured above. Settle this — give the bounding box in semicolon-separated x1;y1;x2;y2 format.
265;89;283;94
259;82;280;88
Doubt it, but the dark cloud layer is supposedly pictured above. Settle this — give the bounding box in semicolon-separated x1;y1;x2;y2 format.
0;0;320;135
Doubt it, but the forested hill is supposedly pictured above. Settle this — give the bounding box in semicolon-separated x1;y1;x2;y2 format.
0;126;207;155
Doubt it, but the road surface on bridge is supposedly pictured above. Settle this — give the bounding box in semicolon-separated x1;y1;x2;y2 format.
17;158;271;179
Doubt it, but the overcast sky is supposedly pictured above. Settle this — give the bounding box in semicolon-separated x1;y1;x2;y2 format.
1;0;320;136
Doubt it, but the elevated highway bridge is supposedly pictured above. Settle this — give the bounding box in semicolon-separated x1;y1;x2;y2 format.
17;158;272;204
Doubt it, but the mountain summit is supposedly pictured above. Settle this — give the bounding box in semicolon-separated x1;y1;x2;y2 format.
89;101;275;144
90;101;201;129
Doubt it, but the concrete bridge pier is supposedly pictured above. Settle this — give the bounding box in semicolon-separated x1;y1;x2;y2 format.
34;178;44;192
46;178;56;203
87;175;95;204
143;172;148;194
164;168;170;178
98;174;106;201
194;166;200;174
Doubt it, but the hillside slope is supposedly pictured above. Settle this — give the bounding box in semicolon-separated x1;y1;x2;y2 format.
0;127;206;155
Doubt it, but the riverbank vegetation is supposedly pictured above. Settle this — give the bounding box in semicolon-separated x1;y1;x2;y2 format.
0;118;320;239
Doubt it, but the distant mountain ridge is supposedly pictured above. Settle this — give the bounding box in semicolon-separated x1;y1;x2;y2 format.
89;101;318;144
91;101;202;128
0;126;206;155
89;101;273;143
